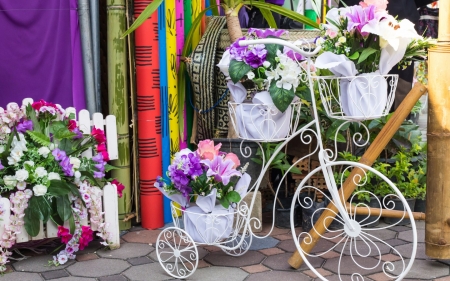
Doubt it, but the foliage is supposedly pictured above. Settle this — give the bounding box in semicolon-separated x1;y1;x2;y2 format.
251;142;301;176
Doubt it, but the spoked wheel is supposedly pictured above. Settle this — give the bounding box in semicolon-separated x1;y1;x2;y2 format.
292;162;417;281
156;227;199;279
220;231;253;256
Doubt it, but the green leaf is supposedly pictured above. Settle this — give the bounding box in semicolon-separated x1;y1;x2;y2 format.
27;131;50;146
269;80;295;112
57;196;73;222
69;215;75;235
58;138;74;155
47;180;72;196
50;121;67;135
357;47;377;64
25;104;41;133
24;203;41;237
348;52;360;60
105;164;120;172
54;128;76;140
66;182;86;208
121;0;164;38
265;42;281;67
259;7;277;28
226;191;241;203
50;198;64;226
219;197;230;209
229;60;252;84
80;171;101;187
28;196;51;223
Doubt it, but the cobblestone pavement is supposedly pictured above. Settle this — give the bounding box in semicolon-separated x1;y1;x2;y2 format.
3;218;450;281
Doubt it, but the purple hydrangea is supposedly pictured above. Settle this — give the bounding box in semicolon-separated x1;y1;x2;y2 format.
52;148;67;161
72;128;83;139
244;44;267;68
346;5;377;37
60;157;74;177
284;47;305;61
248;28;288;38
167;152;204;198
228;36;248;61
16;120;33;133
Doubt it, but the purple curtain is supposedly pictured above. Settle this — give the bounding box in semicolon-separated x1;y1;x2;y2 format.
0;0;86;109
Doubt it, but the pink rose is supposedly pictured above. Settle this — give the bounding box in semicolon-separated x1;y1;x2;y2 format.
224;153;240;169
197;140;222;160
359;0;388;11
325;29;338;39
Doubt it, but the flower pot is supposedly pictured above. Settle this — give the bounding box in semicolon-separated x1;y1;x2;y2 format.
353;196;381;228
414;198;426;213
275;196;300;229
300;193;342;232
384;198;416;226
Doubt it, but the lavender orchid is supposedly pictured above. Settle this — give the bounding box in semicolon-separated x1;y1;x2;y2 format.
201;156;242;186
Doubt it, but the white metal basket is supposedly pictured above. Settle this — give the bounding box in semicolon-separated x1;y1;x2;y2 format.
228;101;302;142
316;74;399;121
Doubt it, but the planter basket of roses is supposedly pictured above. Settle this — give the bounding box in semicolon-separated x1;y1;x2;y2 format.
314;1;433;121
154;140;254;277
0;99;122;272
218;29;312;142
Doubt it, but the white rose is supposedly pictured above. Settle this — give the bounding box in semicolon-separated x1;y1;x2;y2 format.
338;36;346;44
217;49;231;78
15;169;29;182
33;184;48;196
3;175;17;187
263;61;271;68
24;161;35;167
48;172;61;181
35;167;48;178
38;147;51;158
246;71;255;80
69;157;81;169
16;181;26;191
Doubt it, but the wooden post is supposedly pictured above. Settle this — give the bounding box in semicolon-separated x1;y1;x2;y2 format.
425;0;450;259
288;82;427;269
345;202;426;220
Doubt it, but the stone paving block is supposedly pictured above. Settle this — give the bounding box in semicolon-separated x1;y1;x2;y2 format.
4;264;14;273
189;266;248;281
334;240;391;256
259;247;285;256
249;236;279;250
389;225;412;232
302;268;333;278
273;233;293;241
245;270;311;281
325;275;354;281
438;259;450;266
383;238;409;247
121;229;162;244
13;255;75;273
127;256;153;266
185;259;211;270
77;239;105;254
204;250;265;267
41;269;69;280
241;264;270;273
318;251;340;259
379;253;402;262
259;224;291;236
3;272;43;281
202;245;221;252
76;253;99;262
415;220;425;230
148;245;208;262
50;278;96;281
364;228;396;240
394;243;428;259
277;238;335;254
367;272;392;281
66;259;129;277
98;275;128;281
97;242;153;259
323;256;381;275
398;228;425;243
391;259;450;279
435;277;450;281
263;252;323;271
123;263;176;281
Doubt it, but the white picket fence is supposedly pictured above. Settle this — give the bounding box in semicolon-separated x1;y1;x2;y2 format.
0;100;120;249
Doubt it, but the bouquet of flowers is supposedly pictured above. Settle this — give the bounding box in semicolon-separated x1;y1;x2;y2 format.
313;0;434;120
0;100;124;271
154;139;250;209
217;28;313;113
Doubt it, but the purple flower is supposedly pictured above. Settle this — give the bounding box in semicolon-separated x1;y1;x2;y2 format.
52;148;67;161
284;47;305;61
187;153;204;177
92;153;103;163
0;161;3;170
228;36;248;61
244;44;267;68
248;28;288;38
202;156;242;186
60;157;74;177
95;162;106;172
72;128;83;139
346;5;377;37
93;171;105;179
16;120;33;133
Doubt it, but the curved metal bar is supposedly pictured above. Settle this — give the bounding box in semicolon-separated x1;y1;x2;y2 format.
239;38;322;57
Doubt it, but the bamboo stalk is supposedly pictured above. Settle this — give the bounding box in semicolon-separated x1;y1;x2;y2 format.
344;202;426;220
107;0;132;230
288;82;427;269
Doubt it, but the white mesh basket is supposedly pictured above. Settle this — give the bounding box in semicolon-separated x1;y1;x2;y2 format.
316;74;399;121
228;101;302;142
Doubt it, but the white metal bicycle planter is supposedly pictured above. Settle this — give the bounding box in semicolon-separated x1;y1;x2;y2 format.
156;38;417;280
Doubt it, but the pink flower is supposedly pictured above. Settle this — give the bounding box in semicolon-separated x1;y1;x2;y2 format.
197;140;221;160
359;0;388;11
57;226;73;244
325;28;338;39
223;153;240;169
31;100;45;111
79;226;94;250
67;119;77;131
91;127;106;144
101;150;110;161
97;143;107;152
112;179;125;198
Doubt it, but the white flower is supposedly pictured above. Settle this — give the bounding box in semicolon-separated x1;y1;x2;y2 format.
0;146;4;154
246;71;255;80
16;181;26;190
24;189;33;198
35;167;48;178
315;37;325;46
15;169;29;182
217;49;231;78
3;176;16;187
263;61;271;68
33;184;48;196
74;171;81;179
48;172;61;181
338;36;346;43
38;147;51;158
24;160;34;167
69;157;81;169
57;254;68;265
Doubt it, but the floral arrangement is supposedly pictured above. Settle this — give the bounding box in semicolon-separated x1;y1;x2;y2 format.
0;100;124;272
154;139;248;209
315;0;434;75
217;28;312;113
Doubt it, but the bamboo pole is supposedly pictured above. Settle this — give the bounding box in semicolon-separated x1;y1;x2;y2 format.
425;0;450;259
89;0;102;112
288;82;427;269
344;202;426;220
107;0;132;230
